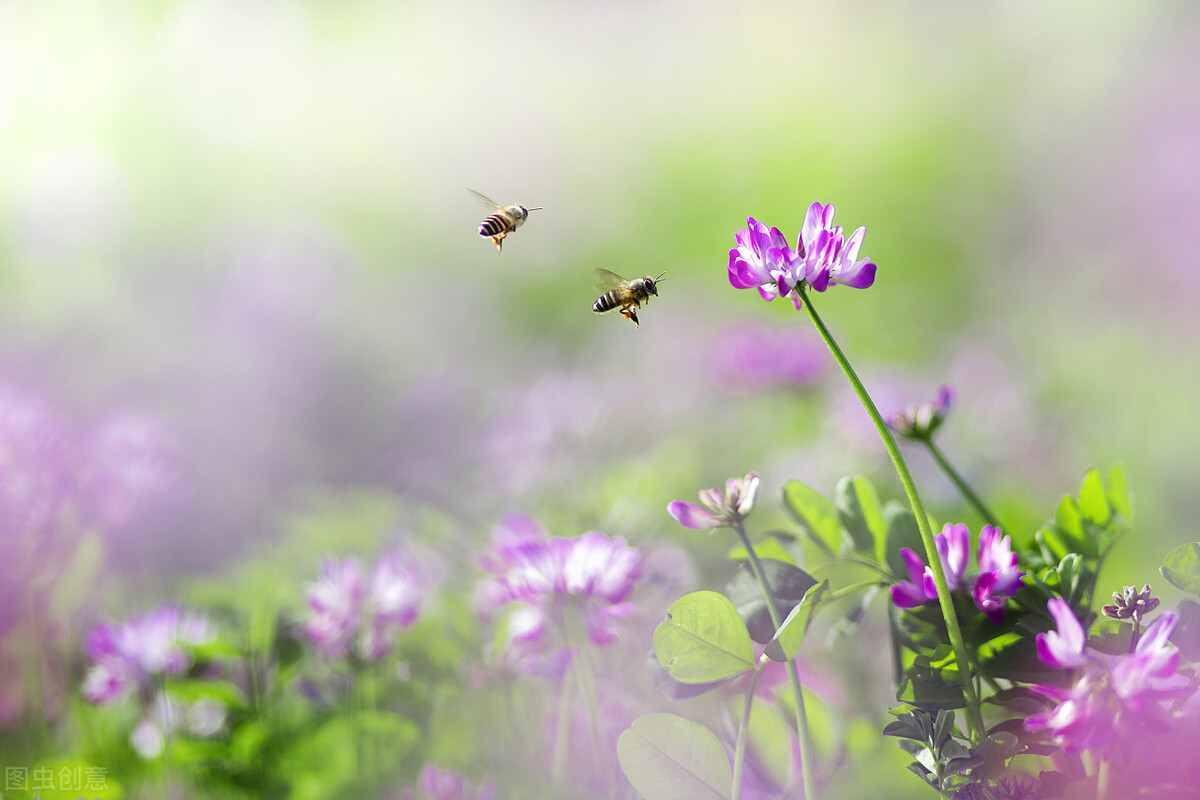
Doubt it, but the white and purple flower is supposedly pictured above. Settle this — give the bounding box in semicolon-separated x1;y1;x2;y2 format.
82;606;214;704
1026;598;1196;753
667;471;760;530
303;548;426;662
475;515;641;676
889;385;954;441
890;524;1024;621
726;204;876;303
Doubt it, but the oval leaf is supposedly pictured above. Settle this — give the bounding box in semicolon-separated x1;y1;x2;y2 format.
1107;464;1132;519
725;561;818;643
1161;543;1200;596
783;481;844;556
765;580;829;661
884;502;924;579
617;713;731;800
1077;469;1110;526
836;475;884;555
654;591;755;683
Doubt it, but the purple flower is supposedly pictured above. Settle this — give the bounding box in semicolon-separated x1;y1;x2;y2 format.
727;218;799;301
795;202;877;293
974;526;1025;621
667;471;760;530
475;517;642;673
890;524;1024;619
79;412;177;532
1027;599;1196;753
82;606;214;704
890;547;937;608
303;549;425;661
888;385;954;440
1034;598;1088;669
726;205;877;304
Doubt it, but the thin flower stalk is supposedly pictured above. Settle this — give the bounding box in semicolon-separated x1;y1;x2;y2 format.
733;521;818;800
794;286;985;741
923;437;1003;529
731;664;763;800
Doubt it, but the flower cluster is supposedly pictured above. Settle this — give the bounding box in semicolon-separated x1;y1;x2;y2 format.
475;515;641;676
727;203;876;305
667;471;760;530
891;524;1024;621
1026;598;1195;752
303;549;425;662
888;385;954;441
1102;583;1160;621
82;606;214;704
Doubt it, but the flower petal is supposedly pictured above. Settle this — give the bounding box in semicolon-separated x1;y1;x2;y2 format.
667;501;721;530
1035;598;1088;669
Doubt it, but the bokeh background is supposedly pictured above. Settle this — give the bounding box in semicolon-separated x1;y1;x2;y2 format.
1;2;1197;798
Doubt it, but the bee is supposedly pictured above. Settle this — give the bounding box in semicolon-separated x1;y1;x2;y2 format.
591;268;665;327
468;189;542;252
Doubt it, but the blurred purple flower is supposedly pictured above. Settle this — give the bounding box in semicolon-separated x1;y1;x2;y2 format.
889;385;954;441
711;324;827;392
475;516;641;674
1027;599;1196;753
303;549;425;661
400;765;494;800
79;413;177;532
890;524;1023;619
82;606;214;704
667;471;760;530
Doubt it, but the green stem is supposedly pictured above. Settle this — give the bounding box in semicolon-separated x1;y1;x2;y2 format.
923;439;1003;529
731;666;763;800
795;287;984;742
826;580;886;603
733;522;818;799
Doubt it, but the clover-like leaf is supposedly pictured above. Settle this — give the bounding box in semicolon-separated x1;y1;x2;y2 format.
764;580;830;662
1161;543;1200;596
783;480;844;557
1077;469;1110;526
653;591;755;683
725;560;818;643
617;713;731;800
836;475;885;555
884;502;924;579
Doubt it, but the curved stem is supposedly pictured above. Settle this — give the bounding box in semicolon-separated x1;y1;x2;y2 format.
731;666;763;800
923;439;1004;529
795;287;984;741
733;522;819;799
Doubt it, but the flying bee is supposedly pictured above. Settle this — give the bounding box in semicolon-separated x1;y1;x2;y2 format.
591;268;665;327
468;188;542;252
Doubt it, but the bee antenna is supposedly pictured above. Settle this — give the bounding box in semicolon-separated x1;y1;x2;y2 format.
527;207;544;211
655;272;666;283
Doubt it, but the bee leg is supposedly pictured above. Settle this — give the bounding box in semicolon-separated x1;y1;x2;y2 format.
492;235;504;252
620;306;639;326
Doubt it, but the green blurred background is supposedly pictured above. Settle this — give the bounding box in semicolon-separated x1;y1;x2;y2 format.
1;2;1197;796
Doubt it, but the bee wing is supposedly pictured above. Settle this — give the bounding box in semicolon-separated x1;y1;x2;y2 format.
593;268;628;291
466;188;503;210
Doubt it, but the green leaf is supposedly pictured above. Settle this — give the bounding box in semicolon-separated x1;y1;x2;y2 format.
764;580;829;661
726;538;797;566
163;678;246;710
1057;554;1084;605
185;638;243;662
897;660;965;711
1077;469;1110;526
1161;543;1200;596
617;713;731;800
884;502;924;579
654;591;755;683
782;481;844;556
725;560;818;643
1055;496;1084;542
836;475;885;555
1107;464;1132;519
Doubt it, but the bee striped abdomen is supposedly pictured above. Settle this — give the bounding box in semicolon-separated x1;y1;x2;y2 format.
593;290;620;313
479;213;513;238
